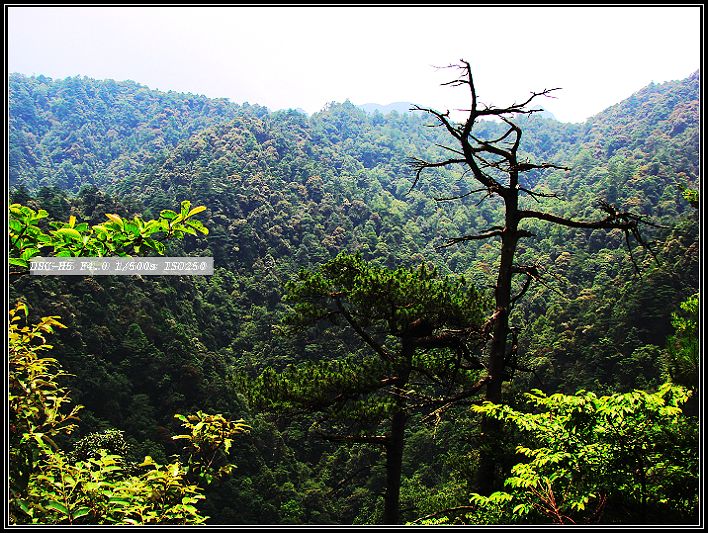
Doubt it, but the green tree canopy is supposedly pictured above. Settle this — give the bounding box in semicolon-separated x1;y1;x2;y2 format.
252;253;489;524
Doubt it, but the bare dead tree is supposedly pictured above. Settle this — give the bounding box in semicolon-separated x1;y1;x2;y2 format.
410;59;655;495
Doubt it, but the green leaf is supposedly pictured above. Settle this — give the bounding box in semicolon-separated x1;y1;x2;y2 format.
8;219;23;232
21;248;40;261
72;506;91;519
17;500;32;516
187;220;209;235
108;497;131;506
512;504;526;514
186;205;206;218
54;227;82;240
45;501;69;515
9;205;25;217
153;240;166;254
9;257;29;268
122;221;138;235
139;456;155;467
105;214;123;226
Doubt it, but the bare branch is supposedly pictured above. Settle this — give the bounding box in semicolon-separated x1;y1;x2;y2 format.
419;375;491;419
408;156;467;192
435;143;465;157
510;274;534;309
512;162;571;173
512;264;568;300
436;228;504;249
411;365;446;387
459;59;478;137
473;190;495;207
625;230;640;276
475;88;563;117
519;186;560;203
519;201;661;274
410;105;461;140
472;153;511;172
516;229;536;239
506;362;546;389
498;115;522;152
469;134;514;160
479;122;518;146
519;208;638;230
433;187;487;203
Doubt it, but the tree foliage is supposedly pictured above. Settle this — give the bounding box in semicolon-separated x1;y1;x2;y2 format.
461;384;698;525
9;200;208;272
662;293;699;389
9;303;247;525
282;252;486;336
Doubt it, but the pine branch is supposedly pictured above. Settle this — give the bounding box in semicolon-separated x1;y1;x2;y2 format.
334;298;392;362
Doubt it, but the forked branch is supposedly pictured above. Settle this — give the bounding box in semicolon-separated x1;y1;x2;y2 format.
520;201;658;273
409;157;467;192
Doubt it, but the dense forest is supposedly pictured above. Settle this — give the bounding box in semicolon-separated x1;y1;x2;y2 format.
7;65;700;525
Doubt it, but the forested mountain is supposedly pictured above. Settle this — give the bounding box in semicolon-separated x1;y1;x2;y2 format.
9;74;246;192
8;70;699;525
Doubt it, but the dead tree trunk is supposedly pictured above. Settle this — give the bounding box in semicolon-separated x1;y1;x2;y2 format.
477;197;519;493
411;59;655;494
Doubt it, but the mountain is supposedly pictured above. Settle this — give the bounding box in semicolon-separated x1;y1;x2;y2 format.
8;73;252;191
8;70;699;525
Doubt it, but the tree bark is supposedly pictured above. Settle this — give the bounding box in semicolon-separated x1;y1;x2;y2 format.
383;409;407;524
476;193;519;494
383;339;413;524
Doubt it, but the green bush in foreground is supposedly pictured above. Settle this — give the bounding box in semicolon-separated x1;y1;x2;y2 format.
9;302;248;525
461;384;698;525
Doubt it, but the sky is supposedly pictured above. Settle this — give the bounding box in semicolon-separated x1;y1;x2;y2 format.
7;6;702;123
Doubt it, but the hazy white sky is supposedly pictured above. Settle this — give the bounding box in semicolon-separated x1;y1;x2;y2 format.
7;6;701;123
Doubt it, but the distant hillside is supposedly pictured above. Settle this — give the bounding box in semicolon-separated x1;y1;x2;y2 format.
357;101;414;115
8;73;254;191
580;71;699;174
10;72;699;204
